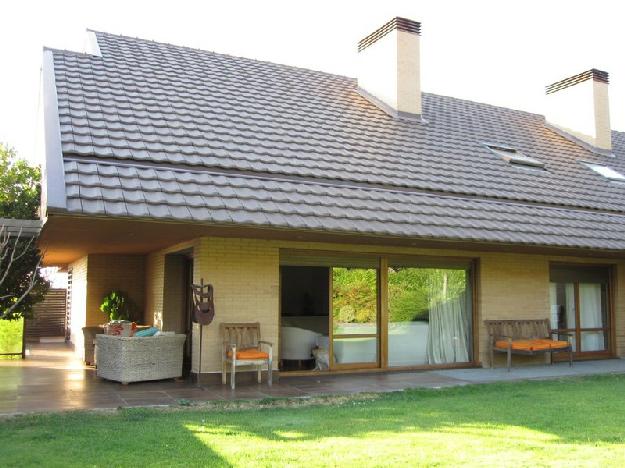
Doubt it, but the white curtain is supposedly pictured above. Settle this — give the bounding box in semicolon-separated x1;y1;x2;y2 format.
549;283;558;330
563;283;577;350
426;295;469;364
579;283;604;351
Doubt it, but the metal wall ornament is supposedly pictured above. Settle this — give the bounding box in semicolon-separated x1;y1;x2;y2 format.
191;279;215;325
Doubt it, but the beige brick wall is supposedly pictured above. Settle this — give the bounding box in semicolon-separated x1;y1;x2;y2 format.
85;255;146;326
192;237;279;374
186;236;625;374
68;256;88;357
479;253;551;366
145;252;165;327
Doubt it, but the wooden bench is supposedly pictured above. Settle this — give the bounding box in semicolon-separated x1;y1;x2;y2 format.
485;319;573;371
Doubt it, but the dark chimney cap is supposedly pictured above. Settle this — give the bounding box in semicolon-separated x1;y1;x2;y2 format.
358;17;421;53
545;69;609;95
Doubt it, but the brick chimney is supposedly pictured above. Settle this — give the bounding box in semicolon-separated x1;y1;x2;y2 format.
357;17;422;119
545;69;612;151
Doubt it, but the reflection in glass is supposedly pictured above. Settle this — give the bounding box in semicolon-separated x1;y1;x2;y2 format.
388;267;471;367
331;267;378;364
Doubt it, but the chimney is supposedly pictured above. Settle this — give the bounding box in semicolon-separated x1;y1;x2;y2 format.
357;17;422;119
545;69;612;151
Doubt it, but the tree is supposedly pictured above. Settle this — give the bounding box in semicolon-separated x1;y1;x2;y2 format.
0;144;40;219
0;227;47;320
0;143;48;320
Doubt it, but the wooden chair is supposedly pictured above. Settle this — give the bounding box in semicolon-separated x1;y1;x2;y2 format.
220;322;273;389
485;319;573;371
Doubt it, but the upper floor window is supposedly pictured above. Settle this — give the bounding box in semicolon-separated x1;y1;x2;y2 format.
485;144;545;170
585;163;625;181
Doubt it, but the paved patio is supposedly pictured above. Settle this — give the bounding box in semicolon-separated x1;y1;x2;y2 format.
2;341;625;415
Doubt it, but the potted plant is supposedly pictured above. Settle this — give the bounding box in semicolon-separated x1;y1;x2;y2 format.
100;291;136;336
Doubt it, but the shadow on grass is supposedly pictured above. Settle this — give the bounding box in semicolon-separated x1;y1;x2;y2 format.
183;374;625;446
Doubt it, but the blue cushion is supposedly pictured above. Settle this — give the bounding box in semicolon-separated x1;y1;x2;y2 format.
134;327;159;337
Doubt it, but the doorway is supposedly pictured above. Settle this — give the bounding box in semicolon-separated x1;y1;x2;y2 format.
550;264;613;358
162;251;194;376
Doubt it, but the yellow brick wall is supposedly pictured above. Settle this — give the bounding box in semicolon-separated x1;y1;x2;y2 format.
68;254;146;357
68;256;88;358
479;253;551;366
85;254;146;326
145;252;165;327
186;236;625;373
192;237;280;374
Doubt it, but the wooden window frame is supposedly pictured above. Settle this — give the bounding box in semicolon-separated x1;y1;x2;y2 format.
279;251;480;374
550;262;616;360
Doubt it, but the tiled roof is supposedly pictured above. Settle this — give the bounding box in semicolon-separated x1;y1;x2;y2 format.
47;31;625;250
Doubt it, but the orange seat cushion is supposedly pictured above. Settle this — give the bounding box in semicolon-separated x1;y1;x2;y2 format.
495;339;570;351
227;348;269;360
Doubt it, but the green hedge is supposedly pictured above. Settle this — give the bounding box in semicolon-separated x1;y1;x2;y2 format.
0;318;23;357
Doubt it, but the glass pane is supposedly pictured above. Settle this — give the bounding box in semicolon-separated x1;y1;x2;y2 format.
332;267;377;335
579;283;608;353
549;282;577;350
333;337;377;364
580;331;607;352
579;283;607;329
387;267;471;367
549;283;576;326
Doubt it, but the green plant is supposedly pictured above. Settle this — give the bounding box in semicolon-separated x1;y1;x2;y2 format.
99;291;129;321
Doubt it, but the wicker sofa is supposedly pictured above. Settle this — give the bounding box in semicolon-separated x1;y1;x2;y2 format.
95;334;187;384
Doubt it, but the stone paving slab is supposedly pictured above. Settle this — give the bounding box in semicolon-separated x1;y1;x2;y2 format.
2;342;625;415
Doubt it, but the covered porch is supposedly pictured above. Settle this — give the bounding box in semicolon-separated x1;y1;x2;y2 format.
39;215;625;384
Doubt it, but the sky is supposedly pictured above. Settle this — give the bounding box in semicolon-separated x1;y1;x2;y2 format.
1;0;624;164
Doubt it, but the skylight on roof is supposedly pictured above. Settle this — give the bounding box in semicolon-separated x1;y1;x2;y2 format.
485;144;545;169
585;163;625;181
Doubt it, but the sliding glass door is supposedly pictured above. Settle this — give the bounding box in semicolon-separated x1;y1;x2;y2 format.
387;261;472;367
279;250;475;372
331;267;379;368
549;265;611;355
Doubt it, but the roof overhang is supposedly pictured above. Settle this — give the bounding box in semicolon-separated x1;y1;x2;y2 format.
39;214;625;267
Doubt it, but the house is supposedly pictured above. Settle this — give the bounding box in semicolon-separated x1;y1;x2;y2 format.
39;17;625;381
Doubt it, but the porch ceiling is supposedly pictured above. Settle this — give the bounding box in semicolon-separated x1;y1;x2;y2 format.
39;214;625;267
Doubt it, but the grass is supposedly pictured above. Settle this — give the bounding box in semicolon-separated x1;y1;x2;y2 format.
1;375;625;467
0;318;22;357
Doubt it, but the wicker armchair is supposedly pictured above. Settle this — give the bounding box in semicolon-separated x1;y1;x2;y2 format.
220;322;273;389
95;334;186;384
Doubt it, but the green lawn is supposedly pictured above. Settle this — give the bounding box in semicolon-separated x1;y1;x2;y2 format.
2;375;625;467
